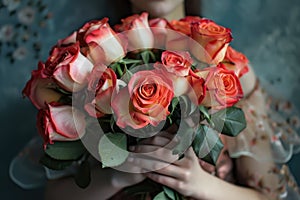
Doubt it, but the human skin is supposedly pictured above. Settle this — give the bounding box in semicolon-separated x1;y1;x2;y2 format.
130;0;185;20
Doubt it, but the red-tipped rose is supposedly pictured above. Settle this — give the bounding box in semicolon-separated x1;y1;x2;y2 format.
190;19;233;65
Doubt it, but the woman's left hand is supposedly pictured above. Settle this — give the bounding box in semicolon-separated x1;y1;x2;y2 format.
128;132;211;199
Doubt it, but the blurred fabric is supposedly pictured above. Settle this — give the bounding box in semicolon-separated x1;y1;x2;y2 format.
1;0;299;199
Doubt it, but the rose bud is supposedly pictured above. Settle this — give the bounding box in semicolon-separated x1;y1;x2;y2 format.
112;70;174;129
190;19;233;65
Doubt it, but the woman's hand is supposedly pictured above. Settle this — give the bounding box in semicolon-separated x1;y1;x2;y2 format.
128;132;211;199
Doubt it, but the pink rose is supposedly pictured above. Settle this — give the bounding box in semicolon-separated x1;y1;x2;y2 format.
114;12;154;51
37;103;86;147
196;64;243;109
190;19;233;65
221;46;249;78
45;42;94;92
84;66;117;118
22;62;63;109
83;18;127;65
155;50;193;76
112;70;174;129
149;18;168;48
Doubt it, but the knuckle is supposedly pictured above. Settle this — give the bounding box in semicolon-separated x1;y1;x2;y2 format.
175;181;185;191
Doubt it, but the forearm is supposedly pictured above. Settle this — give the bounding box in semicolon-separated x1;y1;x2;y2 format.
44;167;124;200
199;174;269;200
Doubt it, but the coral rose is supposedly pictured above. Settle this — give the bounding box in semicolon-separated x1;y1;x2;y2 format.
112;70;174;129
196;64;243;109
190;19;232;65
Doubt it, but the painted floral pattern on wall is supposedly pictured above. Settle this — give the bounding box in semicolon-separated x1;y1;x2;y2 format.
0;0;51;63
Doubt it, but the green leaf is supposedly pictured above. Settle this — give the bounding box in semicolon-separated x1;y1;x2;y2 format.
170;97;179;114
172;121;195;156
140;50;156;64
74;159;91;188
210;106;246;137
163;186;184;200
109;62;119;72
98;132;129;167
120;67;133;84
192;125;224;166
153;191;172;200
45;140;86;161
199;105;210;122
39;154;73;170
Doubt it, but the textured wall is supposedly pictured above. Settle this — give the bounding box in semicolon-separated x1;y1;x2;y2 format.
1;0;299;199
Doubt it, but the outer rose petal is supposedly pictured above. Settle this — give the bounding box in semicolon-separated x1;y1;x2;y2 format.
112;87;148;129
85;24;126;65
197;66;243;109
149;18;168;48
115;12;154;51
53;65;84;92
84;67;117;118
221;46;250;78
68;51;94;84
48;104;86;139
23;62;62;109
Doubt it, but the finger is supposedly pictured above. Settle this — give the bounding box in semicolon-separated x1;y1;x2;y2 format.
145;164;189;180
172;148;197;166
130;147;179;164
145;172;185;192
183;147;197;159
128;156;175;172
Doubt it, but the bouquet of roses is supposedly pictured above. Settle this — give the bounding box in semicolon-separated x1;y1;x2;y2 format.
23;12;250;199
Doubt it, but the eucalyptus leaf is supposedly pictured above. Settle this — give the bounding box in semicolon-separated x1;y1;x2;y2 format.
98;133;129;167
192;125;224;166
45;140;86;161
210;106;246;136
153;191;172;200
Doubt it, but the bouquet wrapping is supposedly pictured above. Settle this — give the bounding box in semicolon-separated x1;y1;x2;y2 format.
23;12;250;199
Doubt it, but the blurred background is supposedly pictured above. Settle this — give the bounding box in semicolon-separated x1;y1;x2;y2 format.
1;0;299;199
